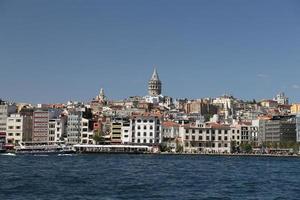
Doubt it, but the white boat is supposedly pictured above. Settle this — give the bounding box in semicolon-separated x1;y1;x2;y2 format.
15;142;75;155
1;152;16;156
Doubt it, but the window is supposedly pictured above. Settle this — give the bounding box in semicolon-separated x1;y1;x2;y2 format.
144;126;147;130
232;136;235;139
137;132;140;136
144;132;147;136
16;126;21;129
225;130;228;134
232;130;235;133
8;133;13;136
150;126;153;130
16;119;21;122
186;135;189;140
192;136;195;140
192;129;195;134
143;120;147;123
218;136;221;141
150;132;153;136
206;136;209;140
137;119;141;123
206;130;209;134
225;143;228;147
225;136;228;141
143;139;147;143
199;136;203;140
186;129;189;133
137;126;141;130
8;126;13;129
150;139;153;143
137;139;140;143
218;143;221;147
212;136;215;141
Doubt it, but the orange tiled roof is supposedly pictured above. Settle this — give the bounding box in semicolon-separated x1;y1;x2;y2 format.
162;121;180;127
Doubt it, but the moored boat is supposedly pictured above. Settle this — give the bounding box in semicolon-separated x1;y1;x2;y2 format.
14;142;75;155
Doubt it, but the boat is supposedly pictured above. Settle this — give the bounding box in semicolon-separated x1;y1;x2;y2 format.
1;152;16;156
14;142;75;155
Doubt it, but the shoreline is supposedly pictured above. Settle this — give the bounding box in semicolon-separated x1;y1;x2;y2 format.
74;151;300;158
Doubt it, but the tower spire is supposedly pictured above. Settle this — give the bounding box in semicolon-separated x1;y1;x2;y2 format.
151;68;160;81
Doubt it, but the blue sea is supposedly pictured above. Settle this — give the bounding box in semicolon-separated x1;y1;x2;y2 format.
1;154;300;200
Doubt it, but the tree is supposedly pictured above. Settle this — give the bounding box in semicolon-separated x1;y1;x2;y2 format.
93;130;106;144
230;141;237;153
176;144;183;153
240;143;252;153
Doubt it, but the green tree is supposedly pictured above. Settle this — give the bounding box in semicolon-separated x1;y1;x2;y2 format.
93;130;105;144
240;143;252;153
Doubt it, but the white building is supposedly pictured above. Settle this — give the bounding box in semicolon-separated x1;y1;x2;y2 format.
121;120;131;144
48;117;66;142
80;118;93;144
274;92;289;105
6;114;32;145
0;100;17;135
131;114;162;145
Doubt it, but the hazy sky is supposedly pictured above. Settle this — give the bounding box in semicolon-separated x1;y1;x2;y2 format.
1;0;300;103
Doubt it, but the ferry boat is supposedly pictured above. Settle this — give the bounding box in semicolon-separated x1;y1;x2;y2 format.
14;142;75;155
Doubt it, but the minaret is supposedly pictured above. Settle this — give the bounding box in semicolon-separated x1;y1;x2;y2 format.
96;88;106;102
148;68;162;96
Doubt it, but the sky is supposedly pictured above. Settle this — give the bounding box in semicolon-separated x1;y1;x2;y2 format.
1;0;300;103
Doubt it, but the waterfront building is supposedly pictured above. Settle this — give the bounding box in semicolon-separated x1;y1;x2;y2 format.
32;110;57;142
162;121;181;152
6;114;32;145
0;100;17;136
296;114;300;142
80;118;94;144
110;118;123;144
182;122;231;153
121;119;131;144
0;132;5;151
230;125;241;146
67;112;82;145
48;117;66;142
131;113;162;145
257;116;296;146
